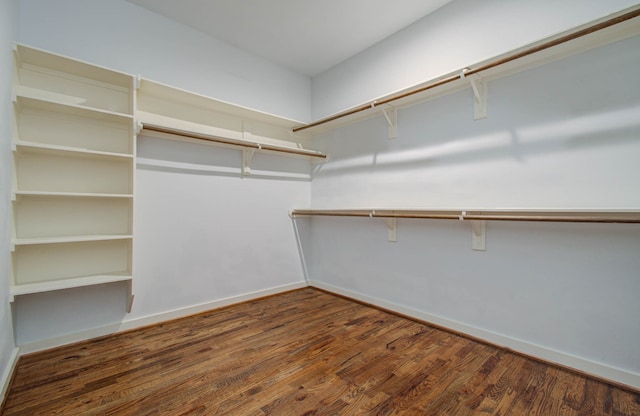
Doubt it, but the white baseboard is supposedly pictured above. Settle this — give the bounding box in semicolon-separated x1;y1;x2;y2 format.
0;347;19;406
310;280;640;391
19;281;308;355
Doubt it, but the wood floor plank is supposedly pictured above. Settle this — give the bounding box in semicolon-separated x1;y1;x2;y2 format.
2;288;638;415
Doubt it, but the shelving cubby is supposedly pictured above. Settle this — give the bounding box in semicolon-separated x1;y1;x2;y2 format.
10;44;136;309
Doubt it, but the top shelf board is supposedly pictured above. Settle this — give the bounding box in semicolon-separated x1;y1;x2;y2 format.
14;44;134;90
138;78;307;132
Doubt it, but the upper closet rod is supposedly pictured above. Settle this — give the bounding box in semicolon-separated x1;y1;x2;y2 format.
141;124;327;160
290;209;640;224
292;7;640;133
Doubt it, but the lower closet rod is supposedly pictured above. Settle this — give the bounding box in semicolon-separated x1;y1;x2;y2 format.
290;210;640;224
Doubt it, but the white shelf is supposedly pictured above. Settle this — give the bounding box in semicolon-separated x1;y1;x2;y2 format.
13;95;134;155
10;44;135;309
12;239;132;285
14;92;134;120
14;141;134;160
137;78;314;150
13;235;133;247
293;7;640;135
13;191;134;199
10;274;132;298
138;77;305;128
14;145;133;194
14;44;133;89
14;43;134;115
13;195;132;239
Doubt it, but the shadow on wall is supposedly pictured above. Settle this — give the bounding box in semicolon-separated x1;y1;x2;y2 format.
313;103;640;177
312;35;640;178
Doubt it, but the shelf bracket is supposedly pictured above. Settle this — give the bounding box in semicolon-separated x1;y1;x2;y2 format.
242;147;258;176
387;218;397;242
126;280;134;313
241;121;258;175
470;220;486;251
461;69;488;120
381;105;398;139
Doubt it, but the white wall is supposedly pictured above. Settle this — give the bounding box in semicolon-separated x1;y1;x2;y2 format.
8;0;640;391
307;36;640;387
13;0;313;347
132;137;311;319
311;0;640;119
19;0;310;122
15;137;311;345
312;36;640;209
0;0;19;400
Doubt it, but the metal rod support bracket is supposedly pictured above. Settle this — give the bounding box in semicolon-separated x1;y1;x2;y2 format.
242;147;258;176
381;105;398;139
461;70;487;120
470;220;486;251
241;121;259;175
126;280;134;313
387;218;397;242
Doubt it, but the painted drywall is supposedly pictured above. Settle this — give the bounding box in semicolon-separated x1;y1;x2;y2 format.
14;136;311;345
307;36;640;384
131;137;311;319
311;36;640;209
8;0;639;389
12;0;313;346
18;0;310;122
0;0;19;400
307;218;640;385
311;0;640;119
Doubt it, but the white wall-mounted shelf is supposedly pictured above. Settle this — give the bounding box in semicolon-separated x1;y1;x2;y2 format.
291;208;640;250
13;44;134;114
14;141;134;160
10;275;133;301
11;44;136;310
13;235;133;247
136;78;327;174
14;95;134;154
13;145;134;195
13;191;134;199
11;238;132;284
13;195;132;239
293;6;640;136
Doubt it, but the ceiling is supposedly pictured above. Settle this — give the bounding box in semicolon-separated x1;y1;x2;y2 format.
128;0;453;76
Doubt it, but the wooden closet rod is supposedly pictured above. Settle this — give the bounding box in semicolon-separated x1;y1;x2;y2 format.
292;7;640;133
290;209;640;224
141;124;327;159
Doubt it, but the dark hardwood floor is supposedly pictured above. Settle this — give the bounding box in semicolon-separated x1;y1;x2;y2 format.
2;288;639;415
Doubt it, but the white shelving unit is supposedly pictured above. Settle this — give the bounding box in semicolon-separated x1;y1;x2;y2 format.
136;78;326;176
10;44;136;310
8;44;329;313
